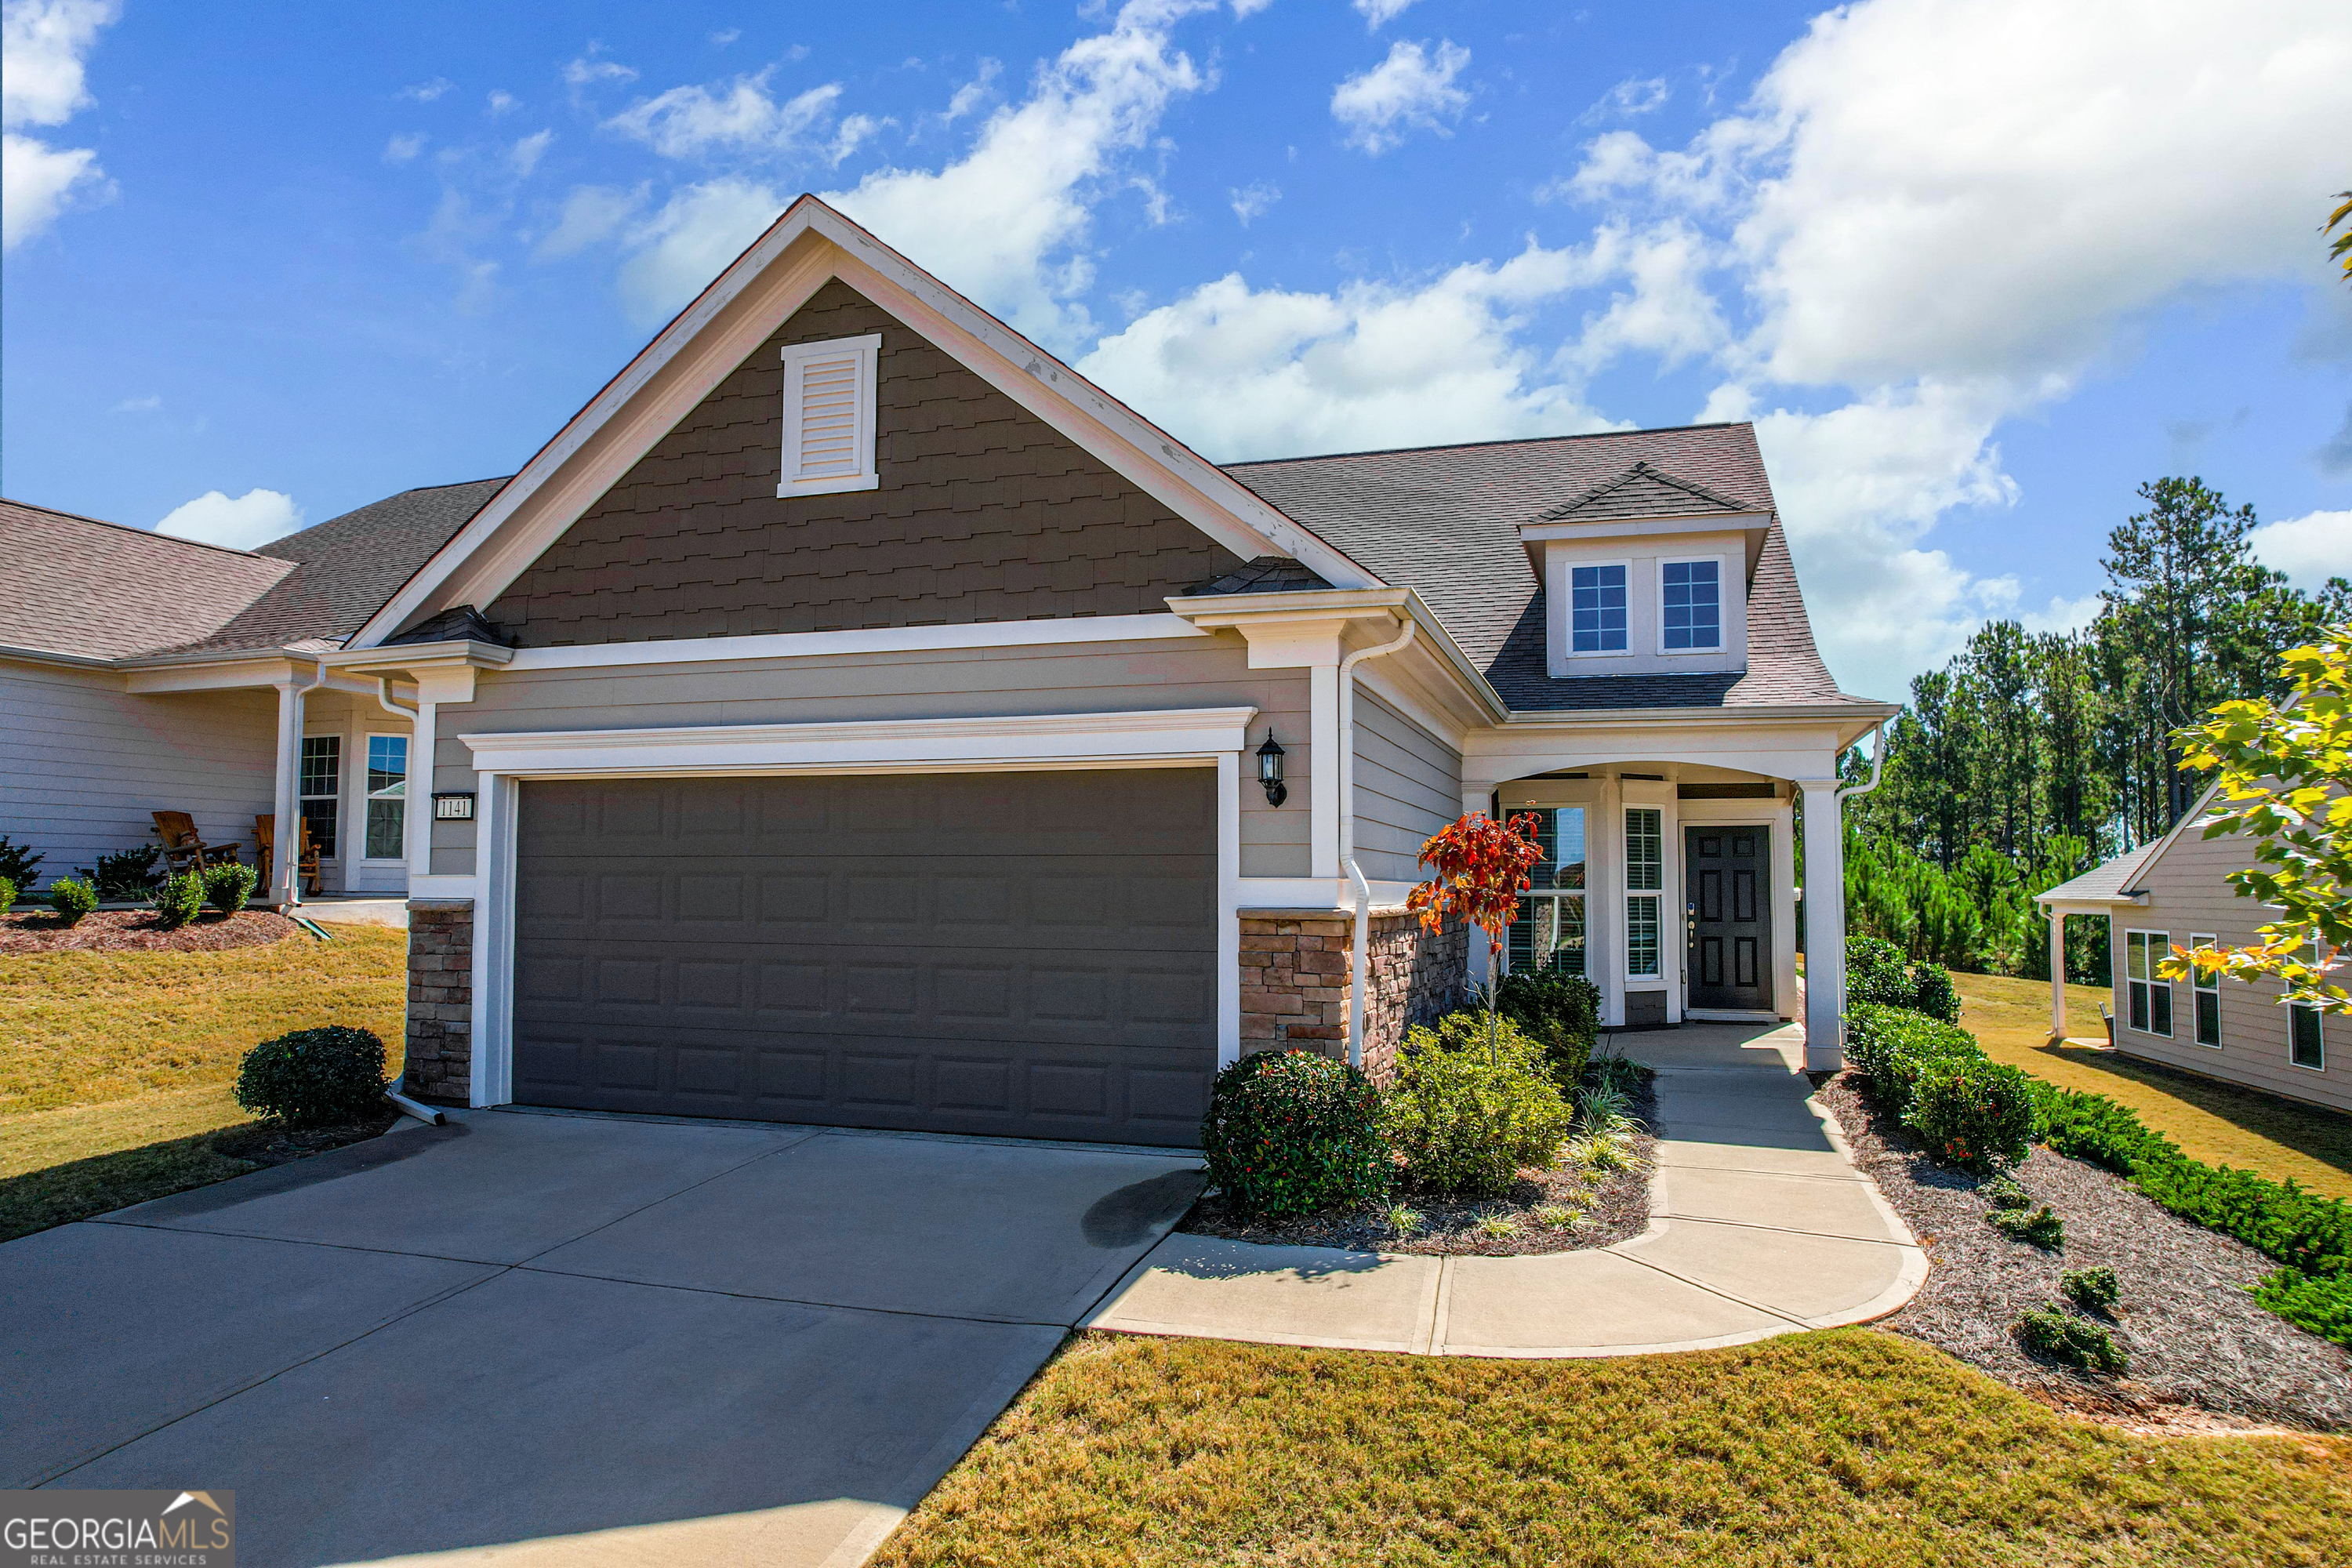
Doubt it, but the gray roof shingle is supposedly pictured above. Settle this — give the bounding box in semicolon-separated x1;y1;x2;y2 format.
0;499;296;660
2038;842;2165;905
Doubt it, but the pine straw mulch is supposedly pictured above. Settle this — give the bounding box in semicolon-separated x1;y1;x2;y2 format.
0;909;301;956
1182;1074;1657;1258
1818;1073;2352;1432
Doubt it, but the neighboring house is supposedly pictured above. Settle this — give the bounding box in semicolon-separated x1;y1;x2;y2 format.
2038;793;2342;1115
1;195;1889;1143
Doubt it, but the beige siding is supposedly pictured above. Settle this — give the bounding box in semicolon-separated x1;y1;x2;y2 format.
2111;819;2345;1114
1353;688;1461;883
0;657;276;885
429;632;1307;878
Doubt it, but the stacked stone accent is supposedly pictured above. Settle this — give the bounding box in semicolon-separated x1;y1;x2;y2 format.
1239;909;1467;1085
405;899;474;1104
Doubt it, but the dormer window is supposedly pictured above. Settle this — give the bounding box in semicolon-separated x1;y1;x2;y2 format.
778;333;880;497
1570;562;1629;653
1661;559;1722;652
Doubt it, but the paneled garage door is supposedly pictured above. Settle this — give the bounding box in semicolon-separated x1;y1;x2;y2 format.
510;769;1218;1145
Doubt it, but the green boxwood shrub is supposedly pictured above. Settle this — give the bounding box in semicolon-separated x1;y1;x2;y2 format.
1493;970;1602;1088
1201;1050;1389;1218
1846;935;1961;1022
1844;1001;1983;1117
1910;965;1962;1024
203;861;259;916
1904;1058;2034;1170
2016;1304;2126;1374
2061;1265;2119;1313
1382;1012;1573;1198
45;877;96;927
234;1026;389;1126
151;869;205;930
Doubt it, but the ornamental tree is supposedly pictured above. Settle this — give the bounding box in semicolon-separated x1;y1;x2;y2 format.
1407;811;1545;1060
2158;624;2351;1013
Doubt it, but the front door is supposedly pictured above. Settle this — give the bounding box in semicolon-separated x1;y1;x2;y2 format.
1686;826;1771;1011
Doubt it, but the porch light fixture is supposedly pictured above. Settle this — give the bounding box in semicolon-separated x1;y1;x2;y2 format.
1255;735;1287;807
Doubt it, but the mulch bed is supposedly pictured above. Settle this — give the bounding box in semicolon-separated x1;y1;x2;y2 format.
1182;1074;1657;1258
1819;1072;2352;1432
209;1108;403;1168
0;909;301;956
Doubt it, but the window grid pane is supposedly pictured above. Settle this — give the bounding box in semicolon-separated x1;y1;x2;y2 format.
299;735;340;800
2292;1004;2324;1069
367;735;408;797
1626;808;1663;891
1508;893;1587;976
1661;560;1721;650
1570;564;1628;652
1627;894;1661;977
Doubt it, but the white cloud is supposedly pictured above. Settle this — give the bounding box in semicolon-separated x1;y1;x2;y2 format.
940;58;1000;125
534;181;648;260
710;27;740;47
486;89;517;117
1583;75;1668;122
827;112;885;165
607;71;843;159
1229;179;1278;225
2;0;117;251
562;49;637;96
383;131;426;163
409;189;500;313
110;393;159;413
2251;509;2352;590
155;488;303;550
396;76;454;103
616;176;784;324
510;128;554;176
1555;221;1728;376
1330;39;1468;154
1352;0;1418;29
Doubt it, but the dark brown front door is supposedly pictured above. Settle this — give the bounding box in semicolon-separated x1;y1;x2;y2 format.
1686;826;1771;1011
510;769;1217;1146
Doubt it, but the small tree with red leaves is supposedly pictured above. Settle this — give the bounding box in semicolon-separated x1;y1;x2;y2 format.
1407;811;1545;1062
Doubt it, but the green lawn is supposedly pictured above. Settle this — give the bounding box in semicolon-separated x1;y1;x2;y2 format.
0;920;408;1240
1951;969;2352;1200
876;1330;2352;1567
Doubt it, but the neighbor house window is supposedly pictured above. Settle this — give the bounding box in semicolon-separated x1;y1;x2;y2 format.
1570;564;1629;653
777;333;881;496
1625;807;1663;978
1660;559;1722;651
2291;940;2326;1070
2125;930;2171;1037
299;735;340;858
2190;931;2220;1047
1508;807;1587;976
364;735;408;861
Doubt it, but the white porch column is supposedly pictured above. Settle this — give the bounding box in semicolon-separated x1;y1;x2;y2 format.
1309;661;1341;881
269;675;311;906
1799;779;1846;1071
403;693;437;887
2049;911;2067;1038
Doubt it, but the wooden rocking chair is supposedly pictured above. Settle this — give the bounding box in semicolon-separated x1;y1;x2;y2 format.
254;814;322;898
152;811;229;877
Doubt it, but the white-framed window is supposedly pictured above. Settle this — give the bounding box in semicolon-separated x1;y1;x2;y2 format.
2190;931;2220;1047
1658;557;1723;652
2291;940;2326;1071
777;332;881;497
1508;807;1587;977
299;735;341;859
363;734;408;862
2125;929;2171;1036
1568;561;1630;654
1625;806;1663;978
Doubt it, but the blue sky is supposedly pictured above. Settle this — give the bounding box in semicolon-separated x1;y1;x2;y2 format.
5;0;2348;700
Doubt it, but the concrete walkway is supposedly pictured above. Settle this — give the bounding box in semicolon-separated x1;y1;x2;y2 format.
1087;1022;1927;1357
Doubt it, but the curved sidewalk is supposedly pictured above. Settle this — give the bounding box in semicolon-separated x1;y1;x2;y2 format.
1084;1023;1928;1358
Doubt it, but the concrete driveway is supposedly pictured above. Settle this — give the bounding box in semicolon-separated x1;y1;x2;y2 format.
1;1109;1203;1567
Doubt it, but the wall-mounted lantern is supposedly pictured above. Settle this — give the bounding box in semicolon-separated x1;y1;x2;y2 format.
1255;735;1287;808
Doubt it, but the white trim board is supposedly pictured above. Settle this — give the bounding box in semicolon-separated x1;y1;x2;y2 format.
499;612;1206;673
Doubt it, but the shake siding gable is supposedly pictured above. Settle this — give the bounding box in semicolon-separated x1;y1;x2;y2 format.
483;279;1247;646
2111;817;2348;1115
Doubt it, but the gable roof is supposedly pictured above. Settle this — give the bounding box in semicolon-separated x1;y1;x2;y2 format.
2036;840;2166;906
1224;424;1866;713
0;499;294;661
1536;459;1760;524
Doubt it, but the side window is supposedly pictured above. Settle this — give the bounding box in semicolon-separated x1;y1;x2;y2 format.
778;333;881;496
1624;807;1663;978
2291;940;2326;1071
299;735;341;859
2189;931;2220;1047
2125;930;2171;1037
1570;564;1628;653
1508;807;1588;978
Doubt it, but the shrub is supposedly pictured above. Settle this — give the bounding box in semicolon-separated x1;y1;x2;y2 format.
1493;970;1602;1087
234;1026;389;1126
81;844;161;901
1584;1054;1648;1098
1990;1204;2064;1250
2252;1270;2352;1344
2016;1304;2127;1374
1910;964;1962;1024
0;875;14;913
1201;1050;1390;1219
1904;1059;2034;1170
151;869;205;930
45;877;97;927
1983;1173;2033;1211
0;833;42;888
1383;1012;1573;1198
203;861;259;916
2061;1265;2120;1313
1844;1001;1983;1117
1845;935;1960;1022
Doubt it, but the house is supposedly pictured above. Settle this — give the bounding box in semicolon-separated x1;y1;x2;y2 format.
0;194;1890;1143
2038;793;2342;1115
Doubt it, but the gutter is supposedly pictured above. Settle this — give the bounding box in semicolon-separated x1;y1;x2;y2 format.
1837;721;1887;807
1338;619;1418;1069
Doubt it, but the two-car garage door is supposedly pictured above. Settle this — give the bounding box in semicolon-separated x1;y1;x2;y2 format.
509;769;1217;1146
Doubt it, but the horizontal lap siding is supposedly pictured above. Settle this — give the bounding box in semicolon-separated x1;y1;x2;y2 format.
430;634;1308;877
1352;689;1461;884
0;660;274;884
2113;822;2345;1113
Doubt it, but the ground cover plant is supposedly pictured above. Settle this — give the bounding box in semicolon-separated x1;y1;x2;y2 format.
2016;1304;2129;1375
872;1330;2352;1568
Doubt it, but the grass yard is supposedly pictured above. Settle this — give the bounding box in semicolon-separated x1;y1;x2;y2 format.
1951;969;2352;1200
877;1330;2352;1567
0;921;407;1240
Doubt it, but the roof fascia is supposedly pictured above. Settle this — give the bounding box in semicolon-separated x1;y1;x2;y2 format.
1517;511;1773;581
327;640;515;675
0;642;120;671
2122;778;2231;892
1502;701;1895;749
1167;586;1508;721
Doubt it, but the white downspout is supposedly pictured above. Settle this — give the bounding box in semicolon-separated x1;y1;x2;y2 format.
272;659;327;909
1837;722;1887;808
1339;616;1418;1069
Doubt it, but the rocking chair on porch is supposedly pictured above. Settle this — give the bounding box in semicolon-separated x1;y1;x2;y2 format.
151;811;230;878
254;815;323;898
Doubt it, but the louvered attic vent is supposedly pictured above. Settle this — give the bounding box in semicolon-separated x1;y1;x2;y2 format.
778;332;881;497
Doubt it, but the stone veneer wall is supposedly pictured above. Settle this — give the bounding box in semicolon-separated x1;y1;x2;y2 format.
1239;909;1467;1085
405;899;474;1103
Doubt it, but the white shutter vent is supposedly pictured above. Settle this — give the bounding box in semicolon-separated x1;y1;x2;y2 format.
778;332;881;497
